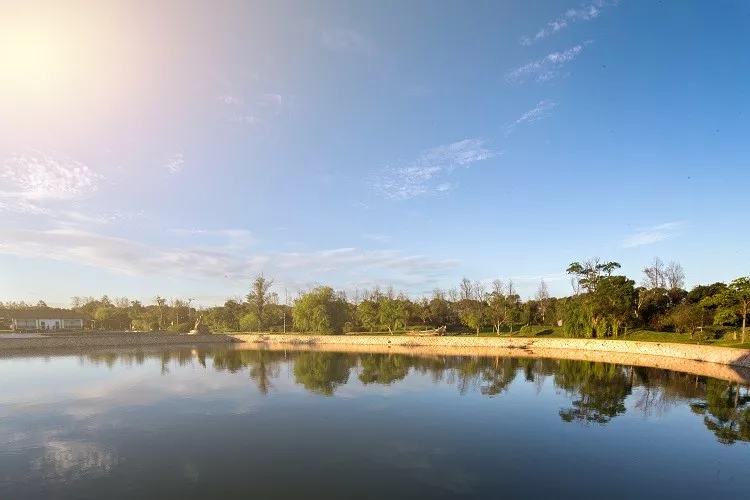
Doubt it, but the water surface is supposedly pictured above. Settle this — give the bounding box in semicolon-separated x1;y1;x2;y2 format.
1;346;749;499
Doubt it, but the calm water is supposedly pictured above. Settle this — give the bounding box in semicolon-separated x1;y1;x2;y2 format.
1;346;749;499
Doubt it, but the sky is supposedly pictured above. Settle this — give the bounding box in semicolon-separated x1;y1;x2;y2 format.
1;0;749;307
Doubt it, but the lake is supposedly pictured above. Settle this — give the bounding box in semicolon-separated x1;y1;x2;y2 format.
1;346;749;499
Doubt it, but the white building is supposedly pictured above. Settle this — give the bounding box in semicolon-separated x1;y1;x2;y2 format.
10;310;85;331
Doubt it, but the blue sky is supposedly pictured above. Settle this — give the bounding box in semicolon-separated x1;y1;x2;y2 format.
1;0;749;307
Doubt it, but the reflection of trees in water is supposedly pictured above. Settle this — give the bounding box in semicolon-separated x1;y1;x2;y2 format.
480;357;518;397
78;348;750;444
690;380;750;444
631;367;707;418
358;354;410;385
554;360;631;424
293;352;355;396
212;349;285;395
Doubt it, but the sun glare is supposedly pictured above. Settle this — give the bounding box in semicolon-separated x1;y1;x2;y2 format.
1;22;76;96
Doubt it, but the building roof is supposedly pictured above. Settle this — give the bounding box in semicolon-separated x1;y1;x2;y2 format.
6;309;86;320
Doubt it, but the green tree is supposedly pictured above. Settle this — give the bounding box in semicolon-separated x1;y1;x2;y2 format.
592;275;636;337
567;258;621;293
669;302;703;339
246;274;276;331
356;299;380;332
488;279;506;334
379;297;410;333
154;296;167;329
428;288;452;327
562;297;595;338
713;277;750;342
292;286;350;334
94;306;115;330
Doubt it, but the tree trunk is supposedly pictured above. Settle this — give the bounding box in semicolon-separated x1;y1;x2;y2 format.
742;313;747;344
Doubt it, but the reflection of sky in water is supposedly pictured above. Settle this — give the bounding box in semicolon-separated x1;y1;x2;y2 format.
0;348;749;499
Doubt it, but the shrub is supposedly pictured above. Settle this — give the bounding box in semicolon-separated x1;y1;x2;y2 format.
166;322;191;333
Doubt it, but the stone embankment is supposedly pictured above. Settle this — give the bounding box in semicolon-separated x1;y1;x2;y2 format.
232;334;750;369
0;333;232;350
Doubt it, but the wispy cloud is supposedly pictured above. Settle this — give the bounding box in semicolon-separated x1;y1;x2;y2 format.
0;151;102;214
408;85;431;97
371;139;495;200
505;42;591;83
361;233;392;243
519;1;618;45
216;89;260;125
504;100;557;136
167;228;255;247
218;94;243;105
226;111;258;125
259;93;283;106
164;154;184;174
0;227;459;285
321;28;375;55
258;93;295;115
622;222;688;248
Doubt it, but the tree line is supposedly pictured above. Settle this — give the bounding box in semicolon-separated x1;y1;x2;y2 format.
2;258;748;342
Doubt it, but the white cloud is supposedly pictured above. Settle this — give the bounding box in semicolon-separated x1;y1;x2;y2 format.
218;94;243;105
321;28;375;55
164;154;184;174
226;111;258;125
167;228;255;248
32;440;118;480
371;139;495;200
259;93;283;106
622;222;688;248
1;151;101;202
519;1;617;45
504;100;557;136
0;151;102;215
0;227;459;287
362;233;392;242
506;43;591;83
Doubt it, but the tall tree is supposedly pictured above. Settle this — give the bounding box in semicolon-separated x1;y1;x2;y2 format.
246;274;275;331
505;279;520;334
665;261;686;291
154;296;167;329
714;277;750;343
592;275;636;337
379;296;410;333
488;279;505;334
642;257;666;289
567;258;621;293
535;280;550;324
356;299;380;332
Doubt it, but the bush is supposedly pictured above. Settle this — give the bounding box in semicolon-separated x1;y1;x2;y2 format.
693;330;708;343
519;325;554;336
166;322;191;333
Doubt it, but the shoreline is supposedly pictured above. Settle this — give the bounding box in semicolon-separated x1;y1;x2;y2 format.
1;333;750;383
232;334;750;368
